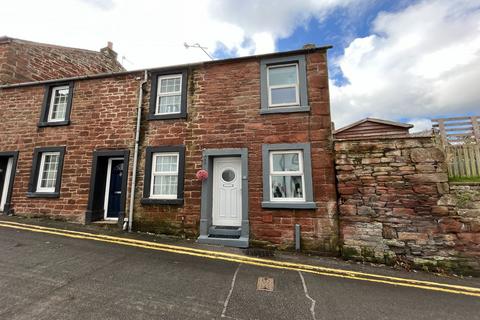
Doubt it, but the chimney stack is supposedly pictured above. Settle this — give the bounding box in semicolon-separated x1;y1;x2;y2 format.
302;43;316;49
100;41;117;59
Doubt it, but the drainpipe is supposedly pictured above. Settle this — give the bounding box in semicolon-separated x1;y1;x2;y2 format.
128;70;148;232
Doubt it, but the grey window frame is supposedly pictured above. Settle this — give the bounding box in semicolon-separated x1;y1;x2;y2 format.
27;146;66;198
260;55;309;114
262;143;316;209
38;81;74;127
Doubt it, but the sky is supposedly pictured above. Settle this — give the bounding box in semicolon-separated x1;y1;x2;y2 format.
1;0;479;131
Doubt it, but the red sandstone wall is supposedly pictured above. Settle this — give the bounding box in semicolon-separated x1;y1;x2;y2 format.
335;136;480;275
0;49;337;251
0;43;15;85
0;38;124;85
135;51;338;252
0;74;139;221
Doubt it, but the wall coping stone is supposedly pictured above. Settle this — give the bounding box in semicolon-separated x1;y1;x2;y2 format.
334;135;433;142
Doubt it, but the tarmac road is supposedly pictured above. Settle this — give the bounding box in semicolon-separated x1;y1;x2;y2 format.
0;220;479;320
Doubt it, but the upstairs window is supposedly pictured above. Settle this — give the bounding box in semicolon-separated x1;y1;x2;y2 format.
48;85;70;122
156;75;182;115
148;70;188;120
260;55;309;114
267;64;299;107
39;82;74;127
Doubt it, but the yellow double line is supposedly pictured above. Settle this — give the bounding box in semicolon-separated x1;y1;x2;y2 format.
1;220;479;298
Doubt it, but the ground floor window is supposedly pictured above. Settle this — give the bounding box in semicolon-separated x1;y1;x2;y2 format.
142;145;185;205
262;143;315;209
151;153;179;199
37;152;60;192
270;150;305;201
27;146;66;197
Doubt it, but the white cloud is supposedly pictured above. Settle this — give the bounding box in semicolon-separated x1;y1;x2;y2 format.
0;0;244;68
251;33;276;55
1;0;478;133
79;0;114;10
331;0;480;131
0;0;359;69
208;0;360;38
408;119;432;133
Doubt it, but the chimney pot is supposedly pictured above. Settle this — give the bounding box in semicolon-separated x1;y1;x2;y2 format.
302;43;316;49
107;41;113;50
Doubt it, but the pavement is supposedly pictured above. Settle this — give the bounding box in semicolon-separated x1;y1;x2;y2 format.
0;216;479;320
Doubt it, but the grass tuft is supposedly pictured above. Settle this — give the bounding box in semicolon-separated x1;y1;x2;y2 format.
449;176;480;183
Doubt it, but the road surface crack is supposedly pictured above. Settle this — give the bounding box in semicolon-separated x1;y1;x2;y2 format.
299;271;317;320
221;264;241;319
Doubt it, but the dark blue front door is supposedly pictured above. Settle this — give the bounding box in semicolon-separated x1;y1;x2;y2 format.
106;160;123;219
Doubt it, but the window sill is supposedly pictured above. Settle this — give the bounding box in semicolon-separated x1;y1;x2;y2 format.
147;113;187;121
26;192;60;198
141;198;184;205
38;120;70;128
260;105;310;114
261;201;316;209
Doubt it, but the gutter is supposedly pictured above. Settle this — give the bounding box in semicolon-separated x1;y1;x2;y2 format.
0;70;144;90
127;70;148;232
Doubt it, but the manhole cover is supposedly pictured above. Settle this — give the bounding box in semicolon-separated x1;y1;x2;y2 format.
257;277;274;291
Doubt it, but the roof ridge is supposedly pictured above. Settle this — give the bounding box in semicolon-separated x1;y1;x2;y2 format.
0;45;332;89
334;117;413;133
0;36;104;55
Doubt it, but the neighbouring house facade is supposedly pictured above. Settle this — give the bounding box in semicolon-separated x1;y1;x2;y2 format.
0;45;338;251
0;36;124;85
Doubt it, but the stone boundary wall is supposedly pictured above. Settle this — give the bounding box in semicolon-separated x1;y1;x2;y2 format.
335;136;480;275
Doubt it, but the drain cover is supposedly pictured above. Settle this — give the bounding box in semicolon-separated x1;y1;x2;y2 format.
244;248;275;257
257;277;274;291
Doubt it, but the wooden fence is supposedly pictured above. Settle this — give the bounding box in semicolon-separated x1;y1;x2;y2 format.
444;144;480;178
432;116;480;145
432;116;480;179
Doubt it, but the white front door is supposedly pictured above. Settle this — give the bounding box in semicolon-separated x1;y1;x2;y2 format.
0;158;13;212
212;157;242;227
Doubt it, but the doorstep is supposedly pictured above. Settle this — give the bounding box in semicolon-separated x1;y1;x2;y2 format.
199;225;248;248
197;234;249;248
91;220;118;224
208;226;242;237
90;219;122;230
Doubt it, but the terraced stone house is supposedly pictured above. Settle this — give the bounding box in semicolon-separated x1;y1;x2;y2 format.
0;39;337;251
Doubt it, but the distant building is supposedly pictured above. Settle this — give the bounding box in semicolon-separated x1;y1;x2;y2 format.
334;117;413;139
0;36;124;85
